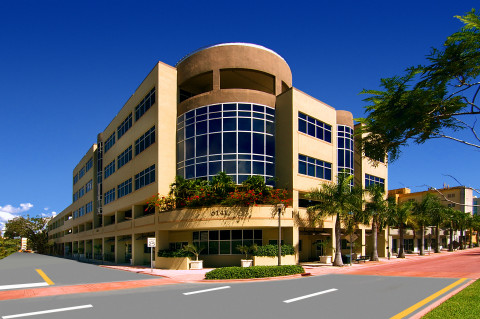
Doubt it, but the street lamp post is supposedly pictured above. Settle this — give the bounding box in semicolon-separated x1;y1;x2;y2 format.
277;203;284;266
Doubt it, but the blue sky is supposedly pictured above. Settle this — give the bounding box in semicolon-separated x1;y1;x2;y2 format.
0;0;478;229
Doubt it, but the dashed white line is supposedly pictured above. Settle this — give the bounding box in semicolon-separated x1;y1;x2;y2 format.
283;288;338;303
183;286;231;295
2;304;93;318
0;282;49;291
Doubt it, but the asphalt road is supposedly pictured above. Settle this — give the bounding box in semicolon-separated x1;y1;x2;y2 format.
1;251;477;318
0;274;459;319
0;253;154;287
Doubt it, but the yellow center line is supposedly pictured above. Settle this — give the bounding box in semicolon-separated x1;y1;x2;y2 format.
390;278;468;319
35;269;54;285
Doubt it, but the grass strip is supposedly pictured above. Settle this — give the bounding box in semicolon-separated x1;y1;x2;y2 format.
422;279;480;318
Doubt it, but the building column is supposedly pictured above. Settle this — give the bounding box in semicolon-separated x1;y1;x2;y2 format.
361;228;366;256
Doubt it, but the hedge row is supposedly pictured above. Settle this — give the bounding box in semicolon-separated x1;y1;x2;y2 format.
205;265;305;280
157;249;193;258
253;244;294;256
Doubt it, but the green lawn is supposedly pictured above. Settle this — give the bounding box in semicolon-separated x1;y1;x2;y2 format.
423;279;480;318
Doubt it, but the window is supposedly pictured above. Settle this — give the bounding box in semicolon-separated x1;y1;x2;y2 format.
85;158;93;172
135;165;155;190
298;112;332;143
73;173;78;185
85;179;93;193
298;154;332;180
117;113;132;140
117;146;132;169
104;132;116;153
117;178;132;198
365;174;385;188
104;160;115;179
78;186;85;198
135;87;156;121
79;166;86;179
104;188;115;205
447;193;455;198
86;201;93;214
78;206;85;217
337;125;354;177
447;203;456;208
73;191;78;202
135;126;155;155
193;229;262;255
176;103;275;184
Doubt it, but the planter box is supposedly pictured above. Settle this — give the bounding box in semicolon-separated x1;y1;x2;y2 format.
241;259;253;267
319;256;332;264
190;260;203;270
253;255;296;266
156;257;191;270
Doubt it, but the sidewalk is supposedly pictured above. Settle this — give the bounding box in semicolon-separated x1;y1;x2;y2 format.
102;248;468;282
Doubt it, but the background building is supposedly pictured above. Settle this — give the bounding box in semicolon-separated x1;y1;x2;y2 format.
47;43;388;267
388;186;475;253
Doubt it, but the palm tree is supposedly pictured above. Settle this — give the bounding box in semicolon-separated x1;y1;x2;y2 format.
445;208;459;251
387;199;415;258
306;172;363;266
209;172;236;200
429;204;448;253
362;184;388;261
412;194;437;255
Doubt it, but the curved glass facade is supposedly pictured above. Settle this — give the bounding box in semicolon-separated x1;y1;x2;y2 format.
337;125;354;176
176;103;275;184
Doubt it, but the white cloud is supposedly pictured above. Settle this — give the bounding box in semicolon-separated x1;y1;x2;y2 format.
44;207;49;211
0;203;34;234
41;211;57;218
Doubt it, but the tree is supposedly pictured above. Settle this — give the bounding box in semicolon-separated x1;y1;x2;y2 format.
3;216;49;253
306;173;363;266
429;204;449;253
387;199;415;258
357;9;480;163
362;184;388;261
412;194;439;255
0;238;20;260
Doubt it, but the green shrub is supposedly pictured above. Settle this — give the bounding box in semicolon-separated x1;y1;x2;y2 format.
157;249;193;258
205;265;305;280
253;244;295;257
0;238;20;260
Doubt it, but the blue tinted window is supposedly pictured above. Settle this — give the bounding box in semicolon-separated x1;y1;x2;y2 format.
223;132;236;153
209;133;221;155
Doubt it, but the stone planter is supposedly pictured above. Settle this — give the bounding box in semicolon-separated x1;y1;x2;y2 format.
319;256;332;264
241;259;253;267
253;255;296;266
190;260;203;270
156;257;191;270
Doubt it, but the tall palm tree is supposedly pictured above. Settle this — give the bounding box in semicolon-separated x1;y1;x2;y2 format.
429;204;448;253
413;194;437;255
362;184;388;261
387;199;415;258
472;215;480;247
306;173;363;266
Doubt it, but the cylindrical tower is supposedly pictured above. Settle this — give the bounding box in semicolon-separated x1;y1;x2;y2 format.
175;43;292;184
336;110;354;180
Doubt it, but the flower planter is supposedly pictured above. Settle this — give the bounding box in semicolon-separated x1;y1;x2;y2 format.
253;255;296;266
241;259;253;267
156;257;191;270
319;256;332;264
190;260;203;270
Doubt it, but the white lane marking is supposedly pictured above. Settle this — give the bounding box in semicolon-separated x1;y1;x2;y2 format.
183;286;231;295
283;288;338;303
2;304;93;318
0;282;49;291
